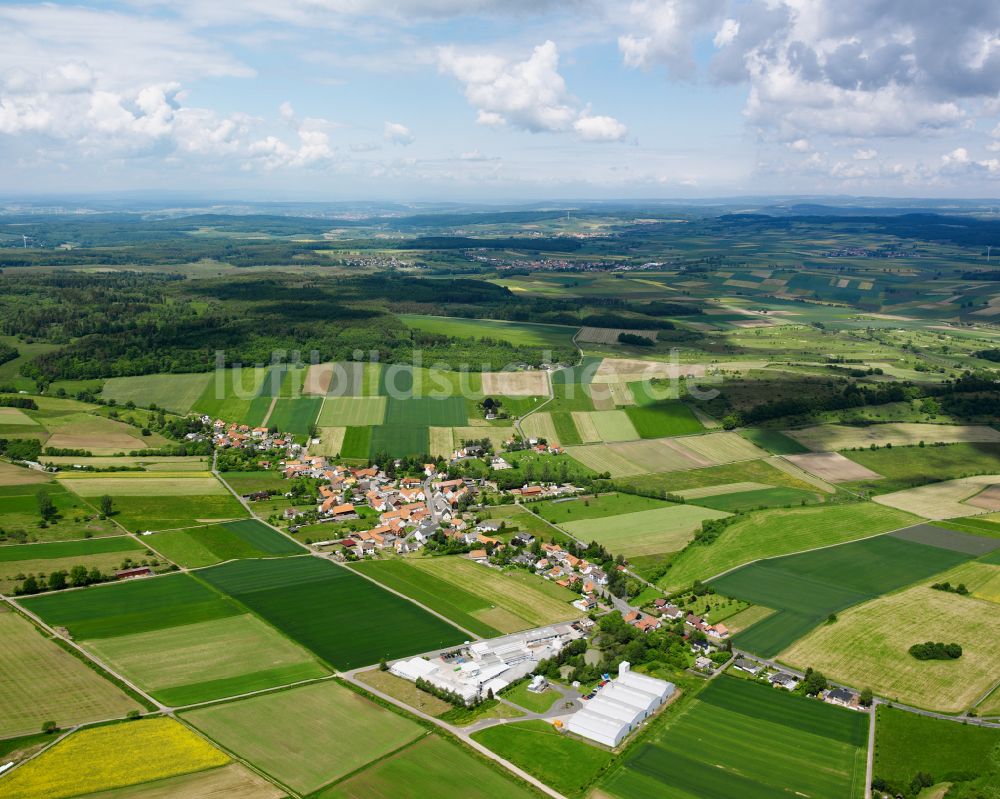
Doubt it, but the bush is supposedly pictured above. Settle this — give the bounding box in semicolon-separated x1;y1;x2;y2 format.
908;641;962;660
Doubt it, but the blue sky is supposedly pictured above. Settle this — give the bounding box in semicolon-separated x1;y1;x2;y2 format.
0;0;998;199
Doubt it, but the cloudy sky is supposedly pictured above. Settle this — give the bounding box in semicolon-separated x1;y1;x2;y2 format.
1;0;999;199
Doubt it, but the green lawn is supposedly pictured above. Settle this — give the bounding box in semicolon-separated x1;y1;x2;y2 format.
472;720;613;798
502;681;562;714
711;534;971;656
199;557;467;669
662;503;919;592
843;442;1000;493
602;677;867;799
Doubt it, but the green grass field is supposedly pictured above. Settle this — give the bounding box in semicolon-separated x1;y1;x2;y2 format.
534;492;673;523
198;558;466;669
873;705;1000;791
317;396;387;426
564;505;731;558
348;559;501;637
86;613;329;706
739;428;811;454
22;572;242;639
0;483;121;542
0;607;139;737
216;470;286;494
551;411;583;445
319;734;538;799
340;426;372;459
502;681;561;714
625;400;703;438
711;534;972;656
782;583;1000;712
384;396;468;426
404;555;580;632
100;373;212;414
472;719;613;798
369;424;431;458
601;677;867;799
843;442;1000;493
95;493;249;532
190;367;268;422
663;503;919;592
266;397;323;436
183;680;423;795
400;313;578;348
0;535;147;591
147;519;303;568
615;456;829;495
689;485;821;512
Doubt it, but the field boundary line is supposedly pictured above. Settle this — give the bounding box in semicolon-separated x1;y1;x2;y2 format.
175;714;302;799
1;595;167;712
259;395;279;428
308;730;430;795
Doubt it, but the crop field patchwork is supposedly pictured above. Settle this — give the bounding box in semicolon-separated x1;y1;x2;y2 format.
711;533;971;657
0;718;229;799
784;451;882;483
563;505;731;557
321;733;538;799
0;536;145;592
22;572;243;640
403;556;580;631
312;426;346;456
601;677;867;799
100;373;212;414
676;432;768;464
783;584;1000;712
349;559;503;637
317;396;386;426
675;481;774;499
0;608;138;737
739;428;810;454
58;475;226;496
198;558;466;668
86;613;329;706
146;519;303;568
0;407;38;425
566;438;709;477
569;411;601;442
520;412;560;445
874;474;1000;519
663;502;919;592
535;491;675;522
0;461;51;486
593;357;706;382
787;423;1000;451
399;313;578;348
182;680;424;795
841;442;1000;492
889;523;1000;555
587;409;639;442
77;764;284;799
191;368;268;421
40;413;168;454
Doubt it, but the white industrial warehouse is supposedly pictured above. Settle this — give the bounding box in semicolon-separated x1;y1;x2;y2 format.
564;662;675;747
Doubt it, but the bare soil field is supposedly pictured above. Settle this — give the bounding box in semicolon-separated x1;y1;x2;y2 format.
303;363;334;395
481;371;549;396
966;484;1000;511
875;475;1000;519
593;358;706;382
783;452;883;483
787;423;1000;451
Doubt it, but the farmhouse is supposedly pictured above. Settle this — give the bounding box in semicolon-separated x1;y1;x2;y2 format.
565;662;675;748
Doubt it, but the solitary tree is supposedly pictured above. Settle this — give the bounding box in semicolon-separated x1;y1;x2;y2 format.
99;495;114;518
36;490;56;522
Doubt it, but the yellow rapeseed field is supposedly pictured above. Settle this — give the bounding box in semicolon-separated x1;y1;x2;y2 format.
1;717;229;799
